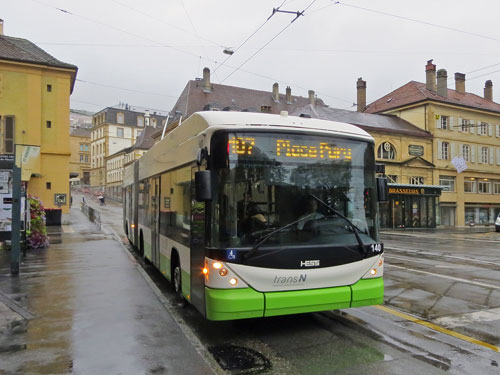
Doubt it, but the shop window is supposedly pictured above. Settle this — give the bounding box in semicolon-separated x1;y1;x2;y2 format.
462;144;470;161
387;175;398;183
464;179;476;193
439;176;455;192
377;142;396;160
409;176;424;185
494;182;500;194
478;180;491;194
480;147;489;164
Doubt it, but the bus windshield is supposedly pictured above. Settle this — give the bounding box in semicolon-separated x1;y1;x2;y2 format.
209;132;379;249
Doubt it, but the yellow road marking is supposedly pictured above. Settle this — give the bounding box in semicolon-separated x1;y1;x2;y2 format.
375;305;500;353
61;225;74;233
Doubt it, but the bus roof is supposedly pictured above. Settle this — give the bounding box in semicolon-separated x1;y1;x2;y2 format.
192;111;373;140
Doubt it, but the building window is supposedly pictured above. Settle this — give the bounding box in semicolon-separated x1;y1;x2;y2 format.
377;142;396;160
441;142;449;160
439;176;455;192
137;116;144;127
387;175;398;183
85;155;89;163
441;116;449;130
409;176;424;185
479;122;488;135
478;180;491;194
46;120;52;128
80;155;84;162
461;119;469;132
46;182;51;190
137;130;142;138
481;147;489;163
117;127;124;137
462;144;470;161
464;179;476;193
151;118;157;127
4;116;15;154
47;84;52;92
117;113;124;124
494;182;500;194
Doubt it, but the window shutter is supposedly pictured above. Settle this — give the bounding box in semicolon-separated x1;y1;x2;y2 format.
488;123;493;136
449;116;455;131
435;115;441;129
437;140;443;159
489;147;494;164
471;145;476;163
458;117;463;132
450;142;456;159
497;124;500;137
459;143;464;157
497;148;500;165
469;120;475;134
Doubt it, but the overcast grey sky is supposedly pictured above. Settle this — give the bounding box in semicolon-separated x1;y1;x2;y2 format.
3;0;500;113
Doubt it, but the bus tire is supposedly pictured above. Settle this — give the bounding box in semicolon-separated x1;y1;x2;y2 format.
171;252;183;300
139;231;145;258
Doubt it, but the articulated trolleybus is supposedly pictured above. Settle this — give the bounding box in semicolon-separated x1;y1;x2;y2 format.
123;111;387;321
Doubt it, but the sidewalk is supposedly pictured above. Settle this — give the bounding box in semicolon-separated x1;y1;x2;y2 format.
0;202;215;374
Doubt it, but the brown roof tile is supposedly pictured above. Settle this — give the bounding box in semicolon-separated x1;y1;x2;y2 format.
365;81;500;114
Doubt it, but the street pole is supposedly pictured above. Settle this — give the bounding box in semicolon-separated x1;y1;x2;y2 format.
10;164;21;275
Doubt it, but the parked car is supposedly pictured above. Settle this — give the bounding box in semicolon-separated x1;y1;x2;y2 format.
496;213;500;232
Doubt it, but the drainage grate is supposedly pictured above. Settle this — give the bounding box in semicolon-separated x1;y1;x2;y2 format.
209;345;271;374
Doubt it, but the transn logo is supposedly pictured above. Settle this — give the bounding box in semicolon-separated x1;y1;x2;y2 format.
300;260;320;267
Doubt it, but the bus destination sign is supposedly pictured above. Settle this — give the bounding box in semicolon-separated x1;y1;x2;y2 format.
228;136;352;161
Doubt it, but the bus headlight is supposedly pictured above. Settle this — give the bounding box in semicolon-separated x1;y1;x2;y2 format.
219;268;228;277
213;262;223;270
370;268;377;276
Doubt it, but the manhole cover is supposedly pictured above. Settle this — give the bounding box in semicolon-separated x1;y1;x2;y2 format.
210;345;271;374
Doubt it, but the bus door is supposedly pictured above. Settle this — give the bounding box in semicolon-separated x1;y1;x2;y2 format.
190;165;207;317
151;176;161;267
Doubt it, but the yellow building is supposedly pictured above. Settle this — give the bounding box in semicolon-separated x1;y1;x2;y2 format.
90;104;168;190
69;128;91;186
364;60;500;227
0;20;77;219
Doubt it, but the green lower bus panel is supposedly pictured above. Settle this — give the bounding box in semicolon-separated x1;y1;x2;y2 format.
350;278;384;307
205;288;264;321
264;286;351;317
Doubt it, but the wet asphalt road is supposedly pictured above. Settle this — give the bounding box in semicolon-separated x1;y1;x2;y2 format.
5;194;497;374
0;201;214;375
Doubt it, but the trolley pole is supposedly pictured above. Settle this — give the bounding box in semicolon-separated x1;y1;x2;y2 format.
10;165;21;275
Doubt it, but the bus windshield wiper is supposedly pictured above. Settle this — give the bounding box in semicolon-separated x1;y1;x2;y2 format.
243;216;307;260
308;194;367;257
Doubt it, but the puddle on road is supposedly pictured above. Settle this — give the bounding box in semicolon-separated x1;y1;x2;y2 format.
209;345;271;374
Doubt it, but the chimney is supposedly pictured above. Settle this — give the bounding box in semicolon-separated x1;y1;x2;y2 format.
0;19;3;36
455;72;465;94
484;80;493;101
271;83;279;102
436;69;448;98
356;78;366;112
203;67;211;93
285;86;292;104
425;59;436;92
308;90;315;106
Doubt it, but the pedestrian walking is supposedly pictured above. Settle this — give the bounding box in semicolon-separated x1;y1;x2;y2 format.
98;195;104;206
82;196;85;203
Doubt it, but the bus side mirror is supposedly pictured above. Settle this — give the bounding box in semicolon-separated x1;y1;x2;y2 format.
195;170;212;202
376;177;388;202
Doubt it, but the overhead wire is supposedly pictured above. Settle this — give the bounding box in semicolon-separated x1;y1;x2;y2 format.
75;79;179;98
212;0;288;74
220;0;319;83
